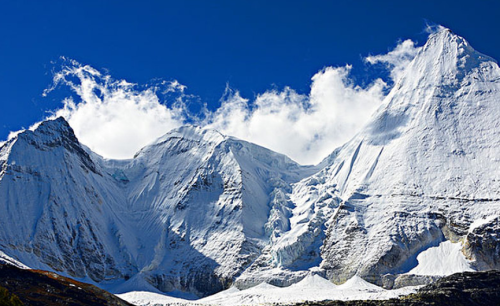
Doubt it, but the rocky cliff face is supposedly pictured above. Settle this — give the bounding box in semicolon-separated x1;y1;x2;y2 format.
0;264;133;306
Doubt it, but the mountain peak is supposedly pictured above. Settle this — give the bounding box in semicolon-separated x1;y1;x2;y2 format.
164;125;226;143
7;117;98;173
377;26;500;121
151;125;227;145
310;27;500;286
399;27;497;89
135;125;226;158
30;117;74;139
15;117;79;149
423;27;470;53
423;27;483;63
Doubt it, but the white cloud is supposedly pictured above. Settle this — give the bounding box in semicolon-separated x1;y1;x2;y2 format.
45;62;187;159
424;23;446;35
365;39;421;82
205;66;386;164
39;38;419;165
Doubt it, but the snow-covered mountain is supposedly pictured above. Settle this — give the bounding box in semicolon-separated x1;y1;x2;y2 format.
0;118;318;296
241;27;500;288
0;118;139;282
0;27;499;299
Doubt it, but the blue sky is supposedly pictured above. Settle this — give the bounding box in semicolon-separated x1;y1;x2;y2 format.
1;1;499;164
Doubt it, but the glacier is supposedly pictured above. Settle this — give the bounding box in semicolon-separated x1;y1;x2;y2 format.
1;27;500;303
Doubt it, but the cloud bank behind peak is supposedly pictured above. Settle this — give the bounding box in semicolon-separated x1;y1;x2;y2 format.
42;39;420;165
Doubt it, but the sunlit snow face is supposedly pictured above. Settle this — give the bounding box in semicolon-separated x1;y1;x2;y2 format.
40;40;420;165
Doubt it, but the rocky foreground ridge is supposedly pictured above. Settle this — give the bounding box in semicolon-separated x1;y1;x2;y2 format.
1;264;499;306
0;264;133;306
292;270;500;306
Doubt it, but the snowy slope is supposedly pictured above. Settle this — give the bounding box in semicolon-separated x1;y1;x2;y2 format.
0;118;138;282
407;241;474;276
100;126;319;296
0;251;29;269
242;27;500;287
0;120;318;296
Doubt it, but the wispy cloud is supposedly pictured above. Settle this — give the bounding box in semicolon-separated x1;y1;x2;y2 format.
38;39;420;165
44;59;187;159
205;66;386;164
424;22;446;35
365;39;421;82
